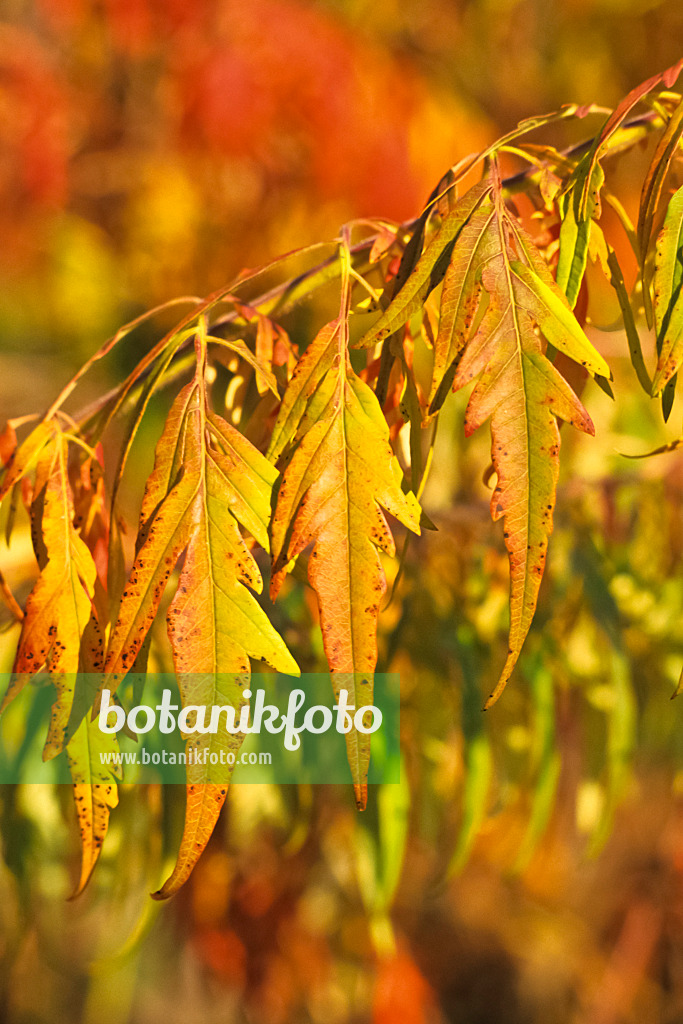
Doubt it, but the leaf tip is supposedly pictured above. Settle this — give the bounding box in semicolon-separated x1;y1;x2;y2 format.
354;782;368;811
68;862;97;901
150;886;173;901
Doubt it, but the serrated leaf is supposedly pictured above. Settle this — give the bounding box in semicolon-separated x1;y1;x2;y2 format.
0;430;117;893
447;179;600;706
509;261;611;377
3;434;99;753
102;343;297;897
506;217;559;288
652;184;683;394
269;238;421;805
267;320;341;466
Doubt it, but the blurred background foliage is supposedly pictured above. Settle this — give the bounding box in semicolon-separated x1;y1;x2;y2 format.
3;0;683;1022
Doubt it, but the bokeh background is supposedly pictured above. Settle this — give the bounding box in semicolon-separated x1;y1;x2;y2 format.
3;1;683;1022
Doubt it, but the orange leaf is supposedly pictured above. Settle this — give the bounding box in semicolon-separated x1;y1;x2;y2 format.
103;338;297;897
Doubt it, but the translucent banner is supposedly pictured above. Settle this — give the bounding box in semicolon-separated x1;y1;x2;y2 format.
0;673;400;785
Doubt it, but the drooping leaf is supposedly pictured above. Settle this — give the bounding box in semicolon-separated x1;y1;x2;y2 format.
102;336;297;898
554;61;682;310
606;249;652;394
637;98;683;262
0;421;55;505
156;367;299;899
556;155;604;307
652;184;683;395
3;434;99;751
269;235;421;806
428;200;496;415
579;59;683;221
66;712;120;899
509;260;610;373
436;174;609;706
0;429;118;891
0;421;18;469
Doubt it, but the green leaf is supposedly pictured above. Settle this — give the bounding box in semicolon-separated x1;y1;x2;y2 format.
556;157;604;307
554;61;682;311
0;430;118;894
606;249;652;394
652;184;683;395
579;59;683;221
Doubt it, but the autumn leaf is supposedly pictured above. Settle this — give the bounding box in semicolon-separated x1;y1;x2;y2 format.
67;711;120;899
556;60;683;309
580;58;683;221
0;427;119;892
3;433;100;748
0;421;55;505
268;233;421;807
429;172;609;706
101;333;297;898
0;420;18;468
